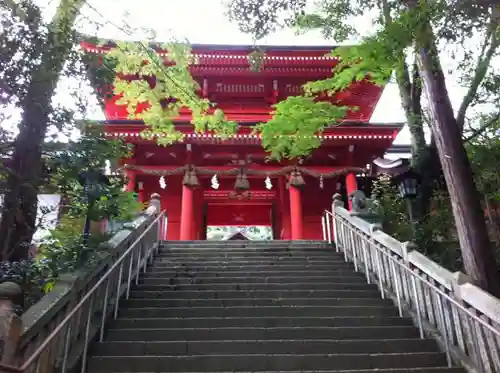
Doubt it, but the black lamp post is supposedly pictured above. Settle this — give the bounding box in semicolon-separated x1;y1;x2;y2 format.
396;169;420;238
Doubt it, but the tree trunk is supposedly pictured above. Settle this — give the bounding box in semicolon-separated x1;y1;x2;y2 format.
0;0;85;262
414;23;500;295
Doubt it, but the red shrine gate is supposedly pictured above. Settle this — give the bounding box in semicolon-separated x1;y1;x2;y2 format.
82;42;403;240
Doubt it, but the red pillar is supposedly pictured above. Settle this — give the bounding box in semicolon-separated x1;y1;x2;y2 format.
278;177;291;239
180;185;194;240
126;170;136;192
289;184;303;240
193;188;202;240
345;172;358;210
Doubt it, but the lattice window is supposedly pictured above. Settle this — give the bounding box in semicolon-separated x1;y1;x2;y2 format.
215;83;265;93
284;83;303;95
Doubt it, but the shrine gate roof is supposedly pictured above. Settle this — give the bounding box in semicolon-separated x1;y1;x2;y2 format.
81;39;387;124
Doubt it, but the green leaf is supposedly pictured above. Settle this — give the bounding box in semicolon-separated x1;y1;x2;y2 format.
254;96;348;160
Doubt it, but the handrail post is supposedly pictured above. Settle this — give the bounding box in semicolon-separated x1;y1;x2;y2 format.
0;282;23;366
321;215;327;241
325;213;332;244
332;193;345;247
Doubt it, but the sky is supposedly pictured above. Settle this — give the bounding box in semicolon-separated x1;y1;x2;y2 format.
29;0;478;148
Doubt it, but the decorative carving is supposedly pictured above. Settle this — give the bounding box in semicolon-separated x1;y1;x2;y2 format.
183;169;199;187
332;193;345;209
234;172;250;191
348;190;381;224
349;190;369;213
289;170;305;188
125;164;366;179
228;190;251;200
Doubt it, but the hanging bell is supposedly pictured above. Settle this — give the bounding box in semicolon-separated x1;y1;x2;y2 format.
234;173;250;191
289;171;305;188
183;169;199;187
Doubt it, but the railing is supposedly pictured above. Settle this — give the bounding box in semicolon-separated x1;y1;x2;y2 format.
323;203;500;373
0;210;166;373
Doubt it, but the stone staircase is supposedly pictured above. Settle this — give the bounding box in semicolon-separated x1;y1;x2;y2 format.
87;241;465;373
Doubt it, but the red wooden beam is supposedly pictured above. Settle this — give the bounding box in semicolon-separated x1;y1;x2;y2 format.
126;164;358;173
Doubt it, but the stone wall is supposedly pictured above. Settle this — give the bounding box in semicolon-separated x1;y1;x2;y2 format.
0;197;161;369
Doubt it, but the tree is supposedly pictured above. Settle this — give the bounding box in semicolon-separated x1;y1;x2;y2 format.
0;0;86;261
47;128;140;223
467;115;500;248
97;40;239;145
226;0;500;294
407;0;500;294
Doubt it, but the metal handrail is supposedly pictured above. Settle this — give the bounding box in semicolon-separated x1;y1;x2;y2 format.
0;210;166;373
324;207;500;373
321;209;334;243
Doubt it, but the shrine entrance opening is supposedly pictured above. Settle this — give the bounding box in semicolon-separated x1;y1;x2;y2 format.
204;193;275;240
206;226;273;241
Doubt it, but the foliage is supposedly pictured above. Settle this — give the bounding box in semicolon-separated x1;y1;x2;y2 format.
227;0;500;154
47;130;141;222
0;128;142;308
372;174;461;270
255;96;349;159
371;174;413;241
106;41;238;146
226;0;306;41
0;258;45;312
227;0;500;293
37;215;109;283
467;116;500;203
466;115;500;247
0;0;90;261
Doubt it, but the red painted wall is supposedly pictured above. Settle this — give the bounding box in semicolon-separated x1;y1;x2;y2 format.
277;176;339;240
141;173;340;240
301;177;339;239
142;174;183;240
278;177;291;239
207;204;272;226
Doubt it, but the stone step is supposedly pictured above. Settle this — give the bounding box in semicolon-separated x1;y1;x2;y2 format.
138;276;368;285
87;352;448;372
86;368;463;373
128;289;380;300
120;297;390;308
143;270;359;278
150;264;350;271
92;338;440;356
134;282;374;291
111;316;414;329
158;252;340;258
152;259;343;266
159;247;334;254
152;258;348;265
159;246;333;252
157;250;339;255
117;305;400;319
105;326;419;342
160;240;328;245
